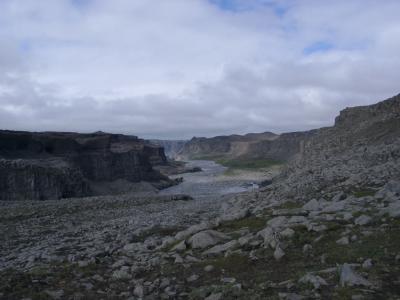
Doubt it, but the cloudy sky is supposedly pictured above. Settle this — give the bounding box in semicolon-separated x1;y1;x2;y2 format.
0;0;399;139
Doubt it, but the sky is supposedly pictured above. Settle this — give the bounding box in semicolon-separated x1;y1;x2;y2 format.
0;0;399;139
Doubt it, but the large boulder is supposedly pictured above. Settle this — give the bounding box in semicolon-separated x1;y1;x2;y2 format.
188;230;229;249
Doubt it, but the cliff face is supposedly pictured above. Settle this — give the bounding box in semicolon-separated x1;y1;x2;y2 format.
0;131;169;200
178;132;278;160
148;140;187;159
276;93;400;198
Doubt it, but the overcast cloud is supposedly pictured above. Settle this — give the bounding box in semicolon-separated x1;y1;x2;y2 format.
0;0;399;139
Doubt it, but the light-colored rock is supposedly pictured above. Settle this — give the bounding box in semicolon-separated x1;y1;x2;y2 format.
45;290;64;299
203;240;238;256
336;236;350;245
342;212;353;221
267;216;288;229
175;222;211;241
274;246;285;261
204;265;214;272
288;216;308;225
238;234;253;246
362;259;373;269
188;230;229;249
278;292;305;300
171;240;186;252
302;199;320;211
112;267;131;280
258;226;275;246
133;285;144;298
205;292;223;300
280;228;295;238
298;273;327;289
322;201;346;213
187;274;199;282
340;263;372;287
303;244;312;253
354;215;372;226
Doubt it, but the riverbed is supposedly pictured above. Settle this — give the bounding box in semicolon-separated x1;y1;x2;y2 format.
160;160;262;199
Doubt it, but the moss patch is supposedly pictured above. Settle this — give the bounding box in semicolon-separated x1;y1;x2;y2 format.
217;216;267;233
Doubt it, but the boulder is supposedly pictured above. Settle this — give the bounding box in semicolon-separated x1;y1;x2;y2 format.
188;230;229;249
340;263;372;287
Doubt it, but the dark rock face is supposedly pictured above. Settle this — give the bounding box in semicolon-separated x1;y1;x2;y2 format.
0;159;90;200
0;131;169;200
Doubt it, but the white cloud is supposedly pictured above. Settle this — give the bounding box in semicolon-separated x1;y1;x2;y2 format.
0;0;399;139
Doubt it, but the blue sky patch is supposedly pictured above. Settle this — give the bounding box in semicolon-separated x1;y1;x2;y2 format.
303;41;334;55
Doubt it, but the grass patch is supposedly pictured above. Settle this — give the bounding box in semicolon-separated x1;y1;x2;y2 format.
216;158;283;170
218;216;267;233
352;188;377;198
277;201;303;210
130;225;182;243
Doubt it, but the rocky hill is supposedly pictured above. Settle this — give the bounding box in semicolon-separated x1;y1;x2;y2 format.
178;131;278;160
0;131;171;200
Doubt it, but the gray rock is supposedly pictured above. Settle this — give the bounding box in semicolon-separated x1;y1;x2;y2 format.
188;230;229;249
267;216;288;229
340;263;372;287
354;215;372;226
204;265;215;272
302;199;320;211
298;273;327;289
322;201;346;213
203;240;238;256
362;259;373;269
187;274;199;282
274;246;285;261
112;267;131;280
205;292;223;300
280;228;295;238
175;222;211;241
133;285;144;298
336;236;350;245
45;289;64;299
171;240;186;252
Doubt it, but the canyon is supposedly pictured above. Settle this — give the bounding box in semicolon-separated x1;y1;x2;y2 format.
0;94;400;299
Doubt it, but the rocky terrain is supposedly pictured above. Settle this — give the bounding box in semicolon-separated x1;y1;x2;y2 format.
0;131;172;200
1;94;400;299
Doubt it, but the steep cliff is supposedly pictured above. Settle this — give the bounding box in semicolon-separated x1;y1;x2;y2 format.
178;132;278;160
0;131;170;200
274;93;400;198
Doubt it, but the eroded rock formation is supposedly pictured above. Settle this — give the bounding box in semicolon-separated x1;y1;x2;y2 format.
0;131;170;200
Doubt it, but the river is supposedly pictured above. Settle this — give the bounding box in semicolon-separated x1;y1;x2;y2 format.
159;160;260;199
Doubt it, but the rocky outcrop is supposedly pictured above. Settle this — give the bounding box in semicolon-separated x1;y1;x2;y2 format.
243;131;317;161
276;93;400;198
178;132;278;160
0;131;170;200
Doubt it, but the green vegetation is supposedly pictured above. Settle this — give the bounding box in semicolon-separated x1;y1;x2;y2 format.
352;188;377;198
217;216;267;233
277;200;303;210
215;158;283;170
